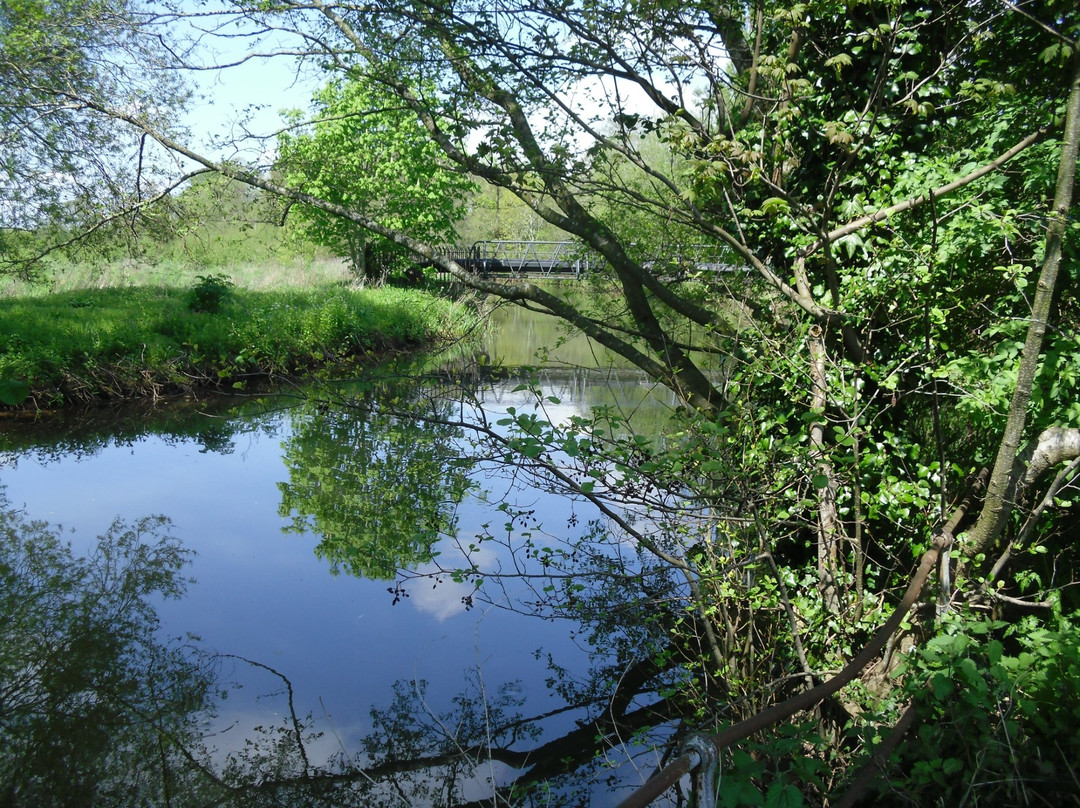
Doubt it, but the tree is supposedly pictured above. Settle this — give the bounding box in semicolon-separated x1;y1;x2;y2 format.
454;179;567;244
155;174;305;268
276;77;476;282
7;0;1080;801
0;0;189;276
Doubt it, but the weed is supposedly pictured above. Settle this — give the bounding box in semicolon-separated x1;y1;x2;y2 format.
187;274;235;314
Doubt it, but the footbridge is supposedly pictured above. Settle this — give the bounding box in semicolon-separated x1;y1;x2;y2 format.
427;240;745;279
441;240;596;278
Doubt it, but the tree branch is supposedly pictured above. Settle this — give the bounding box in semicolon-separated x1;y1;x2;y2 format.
801;127;1048;259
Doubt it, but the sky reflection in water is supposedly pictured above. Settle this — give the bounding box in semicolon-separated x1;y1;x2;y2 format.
0;374;668;782
1;305;687;803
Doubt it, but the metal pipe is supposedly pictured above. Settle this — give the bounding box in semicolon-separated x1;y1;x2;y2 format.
614;752;696;808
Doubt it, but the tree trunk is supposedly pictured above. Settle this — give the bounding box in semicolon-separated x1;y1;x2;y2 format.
809;324;843;613
966;53;1080;561
348;229;368;283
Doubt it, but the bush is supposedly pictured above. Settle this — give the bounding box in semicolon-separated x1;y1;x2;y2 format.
187;274;235;314
872;612;1080;806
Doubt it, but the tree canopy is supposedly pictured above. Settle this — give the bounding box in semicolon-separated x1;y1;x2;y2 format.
0;0;189;274
276;77;476;281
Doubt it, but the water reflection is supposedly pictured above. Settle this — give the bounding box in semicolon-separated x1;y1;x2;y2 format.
279;397;474;580
0;310;703;806
0;496;213;806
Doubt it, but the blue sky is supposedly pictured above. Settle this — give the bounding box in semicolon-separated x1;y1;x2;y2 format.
177;18;322;162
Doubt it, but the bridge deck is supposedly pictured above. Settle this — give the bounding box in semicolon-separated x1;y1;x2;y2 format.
425;240;744;279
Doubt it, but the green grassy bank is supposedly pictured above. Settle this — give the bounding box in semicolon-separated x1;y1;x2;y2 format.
0;276;478;409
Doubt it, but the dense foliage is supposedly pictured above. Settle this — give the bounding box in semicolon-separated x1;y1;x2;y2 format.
277;78;476;281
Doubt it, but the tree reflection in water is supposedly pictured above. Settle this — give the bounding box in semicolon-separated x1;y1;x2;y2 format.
278;395;474;581
0;372;711;806
265;375;722;806
0;493;213;805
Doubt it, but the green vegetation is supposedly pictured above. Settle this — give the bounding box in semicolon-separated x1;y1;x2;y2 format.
278;78;476;282
0;278;476;408
454;179;569;245
0;169;357;296
4;0;1080;804
3;246;351;299
0;0;185;268
0;174;476;408
887;614;1080;805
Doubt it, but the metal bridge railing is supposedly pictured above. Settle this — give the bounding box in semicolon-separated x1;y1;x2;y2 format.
428;239;755;280
468;240;595;277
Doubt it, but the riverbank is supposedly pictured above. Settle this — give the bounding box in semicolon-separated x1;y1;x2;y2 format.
0;279;479;410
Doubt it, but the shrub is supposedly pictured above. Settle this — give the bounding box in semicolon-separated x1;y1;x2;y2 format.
187;274;235;314
870;612;1080;806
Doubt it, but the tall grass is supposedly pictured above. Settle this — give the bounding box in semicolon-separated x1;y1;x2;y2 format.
1;252;353;298
1;243;478;408
1;218;354;298
39;256;351;294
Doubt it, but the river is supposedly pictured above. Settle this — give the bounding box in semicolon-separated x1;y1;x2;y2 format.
0;301;694;806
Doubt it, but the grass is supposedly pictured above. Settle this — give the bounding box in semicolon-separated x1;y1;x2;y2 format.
0;262;478;409
1;253;354;298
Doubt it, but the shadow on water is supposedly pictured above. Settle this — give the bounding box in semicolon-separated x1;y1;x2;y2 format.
0;304;709;806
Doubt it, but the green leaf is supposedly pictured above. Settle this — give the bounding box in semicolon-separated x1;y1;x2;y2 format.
765;782;803;808
760;197;791;216
0;378;31;406
931;672;954;699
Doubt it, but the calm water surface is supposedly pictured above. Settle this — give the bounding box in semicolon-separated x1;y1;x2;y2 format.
0;303;682;803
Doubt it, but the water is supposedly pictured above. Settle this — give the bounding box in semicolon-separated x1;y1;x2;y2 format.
0;302;686;805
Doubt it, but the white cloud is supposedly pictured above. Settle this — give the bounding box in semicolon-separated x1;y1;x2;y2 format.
409;543;501;621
